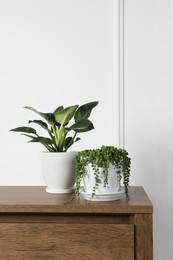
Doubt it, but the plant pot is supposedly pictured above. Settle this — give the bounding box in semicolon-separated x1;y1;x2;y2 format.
40;151;76;194
83;163;120;194
75;146;131;201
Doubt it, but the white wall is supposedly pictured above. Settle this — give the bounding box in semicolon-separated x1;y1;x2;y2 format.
125;0;173;259
0;0;119;185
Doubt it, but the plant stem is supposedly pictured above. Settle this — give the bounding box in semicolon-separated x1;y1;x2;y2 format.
52;124;59;147
72;132;77;141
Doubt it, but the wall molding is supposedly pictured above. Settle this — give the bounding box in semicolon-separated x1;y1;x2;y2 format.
118;0;125;148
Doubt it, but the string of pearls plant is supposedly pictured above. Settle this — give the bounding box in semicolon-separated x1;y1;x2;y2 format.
75;146;131;200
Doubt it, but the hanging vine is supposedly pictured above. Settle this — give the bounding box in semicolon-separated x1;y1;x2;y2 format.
75;146;131;200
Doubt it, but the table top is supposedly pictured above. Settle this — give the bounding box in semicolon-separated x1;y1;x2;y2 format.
0;186;153;214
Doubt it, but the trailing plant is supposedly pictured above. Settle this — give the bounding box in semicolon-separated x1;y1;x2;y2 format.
10;101;98;152
75;146;131;199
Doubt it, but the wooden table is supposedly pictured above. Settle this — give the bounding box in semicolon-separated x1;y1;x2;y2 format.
0;186;153;260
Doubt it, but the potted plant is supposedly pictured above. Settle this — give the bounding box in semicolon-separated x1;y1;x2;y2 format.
75;146;131;201
10;101;98;193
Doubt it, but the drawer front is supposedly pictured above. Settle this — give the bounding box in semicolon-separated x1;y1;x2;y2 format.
0;223;134;260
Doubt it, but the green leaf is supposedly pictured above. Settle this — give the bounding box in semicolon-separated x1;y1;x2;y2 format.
21;134;37;140
74;101;98;123
24;106;55;124
28;136;55;152
29;136;53;145
10;126;37;135
54;105;78;125
64;137;73;150
53;106;64;114
75;137;81;142
29;120;48;130
70;119;94;132
64;136;81;151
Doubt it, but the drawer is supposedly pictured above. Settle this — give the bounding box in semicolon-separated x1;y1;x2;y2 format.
0;223;134;260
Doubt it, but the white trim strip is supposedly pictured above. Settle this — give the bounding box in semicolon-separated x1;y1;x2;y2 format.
119;0;125;148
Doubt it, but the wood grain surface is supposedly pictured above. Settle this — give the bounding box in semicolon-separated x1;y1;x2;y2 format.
0;186;153;214
134;214;153;260
0;223;134;260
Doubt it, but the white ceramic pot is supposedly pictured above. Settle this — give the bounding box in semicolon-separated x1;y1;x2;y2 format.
83;163;119;194
40;151;76;194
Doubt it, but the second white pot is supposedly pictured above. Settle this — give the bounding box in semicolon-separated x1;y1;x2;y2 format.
40;151;76;194
83;163;120;194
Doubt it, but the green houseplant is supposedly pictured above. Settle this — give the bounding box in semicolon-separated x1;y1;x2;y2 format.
10;101;98;194
10;101;98;152
75;146;131;200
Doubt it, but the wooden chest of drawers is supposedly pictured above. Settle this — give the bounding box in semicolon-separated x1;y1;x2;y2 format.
0;186;153;260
